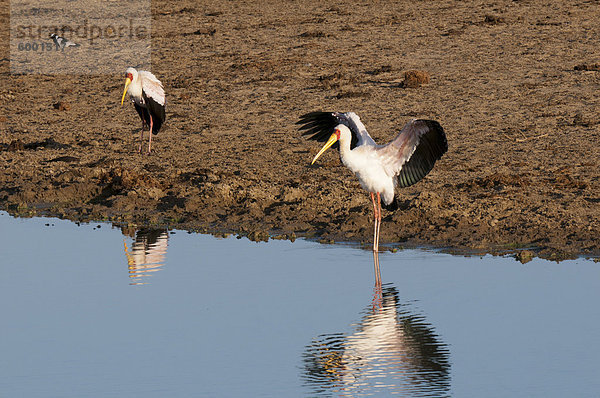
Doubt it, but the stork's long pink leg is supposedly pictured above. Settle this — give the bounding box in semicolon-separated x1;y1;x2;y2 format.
370;192;379;252
148;116;153;154
375;192;382;253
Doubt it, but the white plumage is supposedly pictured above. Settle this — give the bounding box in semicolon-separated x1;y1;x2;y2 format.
125;69;165;106
299;111;448;252
335;124;397;204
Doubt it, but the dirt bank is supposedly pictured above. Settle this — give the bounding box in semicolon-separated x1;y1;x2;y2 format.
1;0;599;261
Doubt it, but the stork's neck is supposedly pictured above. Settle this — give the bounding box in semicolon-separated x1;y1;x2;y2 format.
128;76;143;99
338;135;354;166
338;132;373;178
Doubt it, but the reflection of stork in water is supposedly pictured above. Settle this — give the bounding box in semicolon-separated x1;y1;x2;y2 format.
303;283;450;397
372;251;383;310
123;228;169;285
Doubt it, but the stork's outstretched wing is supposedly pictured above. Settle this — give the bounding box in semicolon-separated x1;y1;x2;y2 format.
139;71;166;106
297;111;375;150
376;119;448;188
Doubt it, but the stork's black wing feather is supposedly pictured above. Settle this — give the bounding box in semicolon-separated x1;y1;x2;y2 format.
297;112;360;149
396;120;448;188
142;92;166;135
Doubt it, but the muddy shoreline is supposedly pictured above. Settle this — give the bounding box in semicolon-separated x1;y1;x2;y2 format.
1;0;599;262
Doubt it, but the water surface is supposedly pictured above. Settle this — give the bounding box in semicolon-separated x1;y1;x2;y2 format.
1;212;599;397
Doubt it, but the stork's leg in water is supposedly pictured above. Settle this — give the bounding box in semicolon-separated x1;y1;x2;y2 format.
148;116;153;154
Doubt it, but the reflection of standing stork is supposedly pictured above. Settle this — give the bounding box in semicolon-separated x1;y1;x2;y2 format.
303;284;450;397
123;229;169;285
121;67;166;154
298;112;447;252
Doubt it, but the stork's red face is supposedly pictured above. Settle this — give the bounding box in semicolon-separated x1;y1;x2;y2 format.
126;72;133;81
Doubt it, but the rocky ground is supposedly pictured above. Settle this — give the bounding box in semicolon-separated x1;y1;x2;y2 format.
1;0;599;261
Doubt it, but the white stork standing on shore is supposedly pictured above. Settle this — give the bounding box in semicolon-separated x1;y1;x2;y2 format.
121;67;166;153
298;112;448;252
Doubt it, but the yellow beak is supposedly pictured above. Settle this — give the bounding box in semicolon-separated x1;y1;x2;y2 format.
120;77;132;105
311;133;339;165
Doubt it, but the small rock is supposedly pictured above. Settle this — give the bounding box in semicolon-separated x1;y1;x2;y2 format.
484;15;505;24
516;250;534;264
400;70;430;88
53;101;71;111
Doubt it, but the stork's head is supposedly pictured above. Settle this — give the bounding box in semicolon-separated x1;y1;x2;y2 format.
311;124;352;165
120;67;138;105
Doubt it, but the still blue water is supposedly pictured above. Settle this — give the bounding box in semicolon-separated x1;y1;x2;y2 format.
1;212;599;397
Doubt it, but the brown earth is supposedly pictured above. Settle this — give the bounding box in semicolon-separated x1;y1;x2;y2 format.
1;0;600;262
